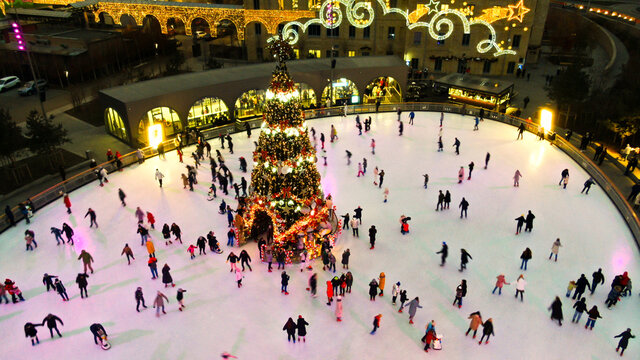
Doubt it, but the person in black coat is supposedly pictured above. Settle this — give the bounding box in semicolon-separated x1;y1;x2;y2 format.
368;279;379;301
341;249;350;269
170;223;182;244
75;273;89;298
524;211;535;232
436;242;448;266
573;274;591;300
436;191;445;211
615;328;635;355
460;249;472;272
444;190;451;209
296;315;309;342
590;268;605;295
549;296;563;326
453;137;461;155
42;273;58;292
90;323;108;345
42;314;64;338
196;236;207;255
283;317;297;342
162;264;175;287
572;297;587;324
559;169;569;186
162;224;172;245
459;198;469;218
84;208;98;228
369;225;377;249
135;287;147;312
281;271;290;294
54;279;69;301
515;214;525;234
239;250;252;271
353;206;363;223
62;223;74;245
4;205;15;227
478;318;494;345
24;322;42;345
520;248;532;270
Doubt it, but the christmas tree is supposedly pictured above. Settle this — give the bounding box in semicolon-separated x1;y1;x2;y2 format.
242;37;337;263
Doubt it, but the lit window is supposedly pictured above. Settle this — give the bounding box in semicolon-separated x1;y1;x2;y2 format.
348;50;356;57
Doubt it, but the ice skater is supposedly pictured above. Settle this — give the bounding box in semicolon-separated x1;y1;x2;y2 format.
370;139;376;154
573;274;591;300
591;268;605;295
62;223;74;244
378;170;385;188
335;295;343;322
118;188;126;206
453;138;461;155
458;166;465;184
42;314;64;338
54;278;69;301
460;248;472;271
515;274;526;301
24;322;42;346
615;328;635;356
177;288;187;311
283;317;297;342
520;248;532;270
515;214;525;234
436;242;448;266
135;287;147;312
513;169;522;187
50;227;64;245
468;162;474;180
62;192;71;214
437;136;443;152
75;272;89;298
559;169;569;187
459;197;469;218
582;178;596;194
84;208;98;228
392;282;401;304
155;169;165;187
478;318;494;345
369;225;377;249
297;316;309;341
227;252;239;272
42;273;58;292
549;238;562;261
466;311;482;338
549;296;563;326
162;264;175;287
153;291;169;317
572;297;587;323
371;314;382;334
452;280;467;308
403;297;422;324
78;249;94;274
492;274;510;295
423;173;429;189
485;152;490;169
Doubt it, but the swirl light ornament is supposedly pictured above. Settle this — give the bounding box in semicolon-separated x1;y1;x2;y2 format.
277;0;522;57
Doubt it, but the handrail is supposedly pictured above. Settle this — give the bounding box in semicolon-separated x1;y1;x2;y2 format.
2;102;639;247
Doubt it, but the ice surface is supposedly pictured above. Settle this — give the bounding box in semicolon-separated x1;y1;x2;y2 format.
0;112;638;359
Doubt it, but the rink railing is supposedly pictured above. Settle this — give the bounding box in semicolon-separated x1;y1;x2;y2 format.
2;102;640;245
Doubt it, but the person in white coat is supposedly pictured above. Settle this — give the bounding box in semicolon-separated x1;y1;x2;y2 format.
335;295;343;321
155;169;165;188
515;274;526;302
391;282;401;305
549;238;562;262
350;218;359;237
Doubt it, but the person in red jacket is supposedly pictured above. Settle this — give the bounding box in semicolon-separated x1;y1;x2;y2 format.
62;192;71;214
326;280;334;306
371;314;382;334
146;212;156;229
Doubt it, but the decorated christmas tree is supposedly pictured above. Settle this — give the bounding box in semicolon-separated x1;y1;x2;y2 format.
242;37;337;263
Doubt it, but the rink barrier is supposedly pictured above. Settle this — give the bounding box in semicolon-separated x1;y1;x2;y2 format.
2;103;640;245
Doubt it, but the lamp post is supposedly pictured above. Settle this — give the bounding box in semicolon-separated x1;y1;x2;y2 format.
64;70;70;87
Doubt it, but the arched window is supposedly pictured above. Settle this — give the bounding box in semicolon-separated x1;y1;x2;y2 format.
321;78;359;106
364;76;402;104
188;97;231;128
138;107;182;145
235;89;267;119
105;108;127;141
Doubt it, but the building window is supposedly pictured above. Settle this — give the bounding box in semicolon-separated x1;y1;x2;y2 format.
308;49;321;58
363;26;371;39
388;26;395;40
253;0;259;9
348;50;356;57
457;59;467;73
327;27;339;37
293;48;300;59
410;58;419;69
435;58;443;71
413;32;421;45
507;61;516;74
462;34;470;46
437;34;445;45
309;25;321;37
308;0;321;10
257;47;263;59
326;49;338;57
254;23;261;35
349;26;356;39
362;51;370;56
483;61;491;74
512;34;521;49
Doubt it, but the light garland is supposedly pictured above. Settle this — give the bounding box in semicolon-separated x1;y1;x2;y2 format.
279;0;523;56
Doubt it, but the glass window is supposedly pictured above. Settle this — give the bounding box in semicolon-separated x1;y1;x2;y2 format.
138;107;182;145
363;26;370;39
253;0;259;9
507;61;516;74
388;26;395;40
293;48;300;59
187;98;230;129
308;24;321;37
308;0;321;10
254;23;261;35
413;32;421;45
512;34;521;49
105;108;127;141
308;49;321;58
349;25;356;38
457;59;467;73
348;50;355;57
434;58;443;71
327;27;339;37
322;78;359;105
362;51;370;56
410;58;419;69
483;61;491;74
462;33;470;46
235;90;267;119
365;76;402;104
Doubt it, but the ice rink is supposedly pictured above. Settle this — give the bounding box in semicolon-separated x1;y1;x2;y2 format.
0;112;639;359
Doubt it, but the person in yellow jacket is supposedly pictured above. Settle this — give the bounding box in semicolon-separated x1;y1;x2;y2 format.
146;238;156;257
378;272;386;296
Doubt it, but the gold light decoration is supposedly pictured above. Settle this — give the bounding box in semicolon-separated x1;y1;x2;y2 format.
507;0;530;23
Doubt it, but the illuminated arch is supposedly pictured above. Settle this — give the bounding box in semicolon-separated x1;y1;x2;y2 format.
364;76;402;104
98;12;115;25
138;107;182;145
296;83;317;108
321;78;359;106
187;97;231;128
190;17;211;35
235;89;267;119
142;14;162;35
218;17;243;41
105;108;128;142
167;17;187;35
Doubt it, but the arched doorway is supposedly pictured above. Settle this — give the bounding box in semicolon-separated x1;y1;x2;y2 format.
235;89;266;119
138;107;182;146
321;78;359;106
191;17;210;38
296;83;317;108
120;14;137;28
217;19;239;46
142;15;161;35
98;12;115;26
187;97;231;128
167;17;186;36
364;76;402;104
105;108;128;142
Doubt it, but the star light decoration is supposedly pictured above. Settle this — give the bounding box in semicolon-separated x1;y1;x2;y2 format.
507;0;530;22
425;0;440;13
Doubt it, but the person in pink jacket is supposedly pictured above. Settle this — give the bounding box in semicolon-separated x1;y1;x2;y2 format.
492;274;510;295
335;295;343;322
458;167;465;184
235;268;243;288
